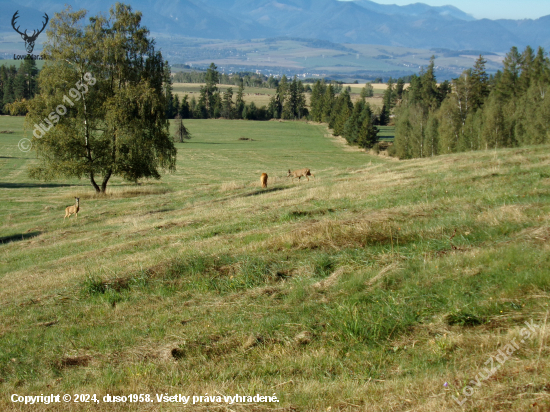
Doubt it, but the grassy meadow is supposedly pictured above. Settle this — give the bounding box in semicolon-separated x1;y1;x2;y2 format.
1;115;549;411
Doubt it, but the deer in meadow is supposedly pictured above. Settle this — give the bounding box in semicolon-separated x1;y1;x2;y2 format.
287;168;314;182
260;173;268;188
64;197;80;220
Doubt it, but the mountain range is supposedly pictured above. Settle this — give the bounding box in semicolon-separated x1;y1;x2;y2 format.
3;0;550;53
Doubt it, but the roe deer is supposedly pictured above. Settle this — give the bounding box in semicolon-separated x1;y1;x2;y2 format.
260;173;268;188
64;197;80;220
287;168;314;182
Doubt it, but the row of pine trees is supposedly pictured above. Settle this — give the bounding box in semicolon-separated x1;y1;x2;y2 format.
165;63;310;121
309;81;379;149
393;46;550;158
173;69;280;89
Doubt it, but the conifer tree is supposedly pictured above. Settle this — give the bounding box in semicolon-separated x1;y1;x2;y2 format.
395;79;405;100
174;114;192;143
342;99;365;144
357;103;378;149
235;80;245;119
203;62;220;117
221;87;233;119
164;62;176;119
310;80;326;122
321;84;335;123
470;55;490;111
381;78;394;125
496;47;521;100
420;57;439;109
3;77;15;108
518;46;535;93
282;77;298;120
331;90;352;136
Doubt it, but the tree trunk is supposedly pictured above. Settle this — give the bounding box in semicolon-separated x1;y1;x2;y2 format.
101;170;112;193
90;171;100;193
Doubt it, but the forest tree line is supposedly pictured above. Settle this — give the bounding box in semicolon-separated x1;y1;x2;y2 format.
173;69;280;89
308;80;379;149
166;63;380;151
392;46;550;158
0;58;39;114
1;58;383;151
166;63;311;121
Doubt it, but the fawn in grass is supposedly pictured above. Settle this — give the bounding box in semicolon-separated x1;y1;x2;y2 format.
64;197;80;220
260;173;268;188
287;168;314;182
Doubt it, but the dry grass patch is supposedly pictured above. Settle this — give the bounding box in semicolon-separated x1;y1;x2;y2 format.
516;225;550;243
266;205;426;251
268;219;393;250
220;181;246;192
476;204;529;226
365;262;402;288
70;185;171;199
311;267;348;289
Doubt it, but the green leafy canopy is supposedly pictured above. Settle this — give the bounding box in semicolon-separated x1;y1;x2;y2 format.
26;3;176;193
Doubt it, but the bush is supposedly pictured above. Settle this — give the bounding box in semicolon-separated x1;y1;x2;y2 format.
387;143;397;157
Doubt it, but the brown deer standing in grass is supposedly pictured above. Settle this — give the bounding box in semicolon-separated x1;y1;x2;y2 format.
260;173;268;188
287;168;314;182
64;197;80;220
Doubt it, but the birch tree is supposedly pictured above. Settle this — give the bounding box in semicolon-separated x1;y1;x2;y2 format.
26;4;176;193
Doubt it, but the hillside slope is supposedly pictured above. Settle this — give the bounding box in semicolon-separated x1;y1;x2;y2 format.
1;117;549;411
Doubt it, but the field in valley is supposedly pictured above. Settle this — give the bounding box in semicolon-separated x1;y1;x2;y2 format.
160;38;504;80
1;116;549;411
172;83;277;109
172;83;386;110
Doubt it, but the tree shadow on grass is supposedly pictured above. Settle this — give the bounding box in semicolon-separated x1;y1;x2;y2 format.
209;186;289;205
0;183;80;189
242;187;289;197
185;142;234;145
0;232;42;245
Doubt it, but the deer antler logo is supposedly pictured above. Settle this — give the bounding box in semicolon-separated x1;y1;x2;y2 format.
12;11;49;54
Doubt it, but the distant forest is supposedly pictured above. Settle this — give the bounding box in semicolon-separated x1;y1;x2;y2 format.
0;59;39;115
4;46;550;157
392;46;550;158
166;63;311;121
167;62;382;153
173;68;279;89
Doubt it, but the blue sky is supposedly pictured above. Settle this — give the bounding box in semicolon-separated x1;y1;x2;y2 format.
359;0;550;20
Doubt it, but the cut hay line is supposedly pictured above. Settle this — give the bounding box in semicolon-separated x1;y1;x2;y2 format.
311;267;348;289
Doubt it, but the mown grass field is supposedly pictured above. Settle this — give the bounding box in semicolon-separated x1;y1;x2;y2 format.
376;126;395;141
1;115;549;411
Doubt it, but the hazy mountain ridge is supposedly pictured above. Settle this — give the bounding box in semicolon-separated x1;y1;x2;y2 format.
3;0;550;53
351;0;476;22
